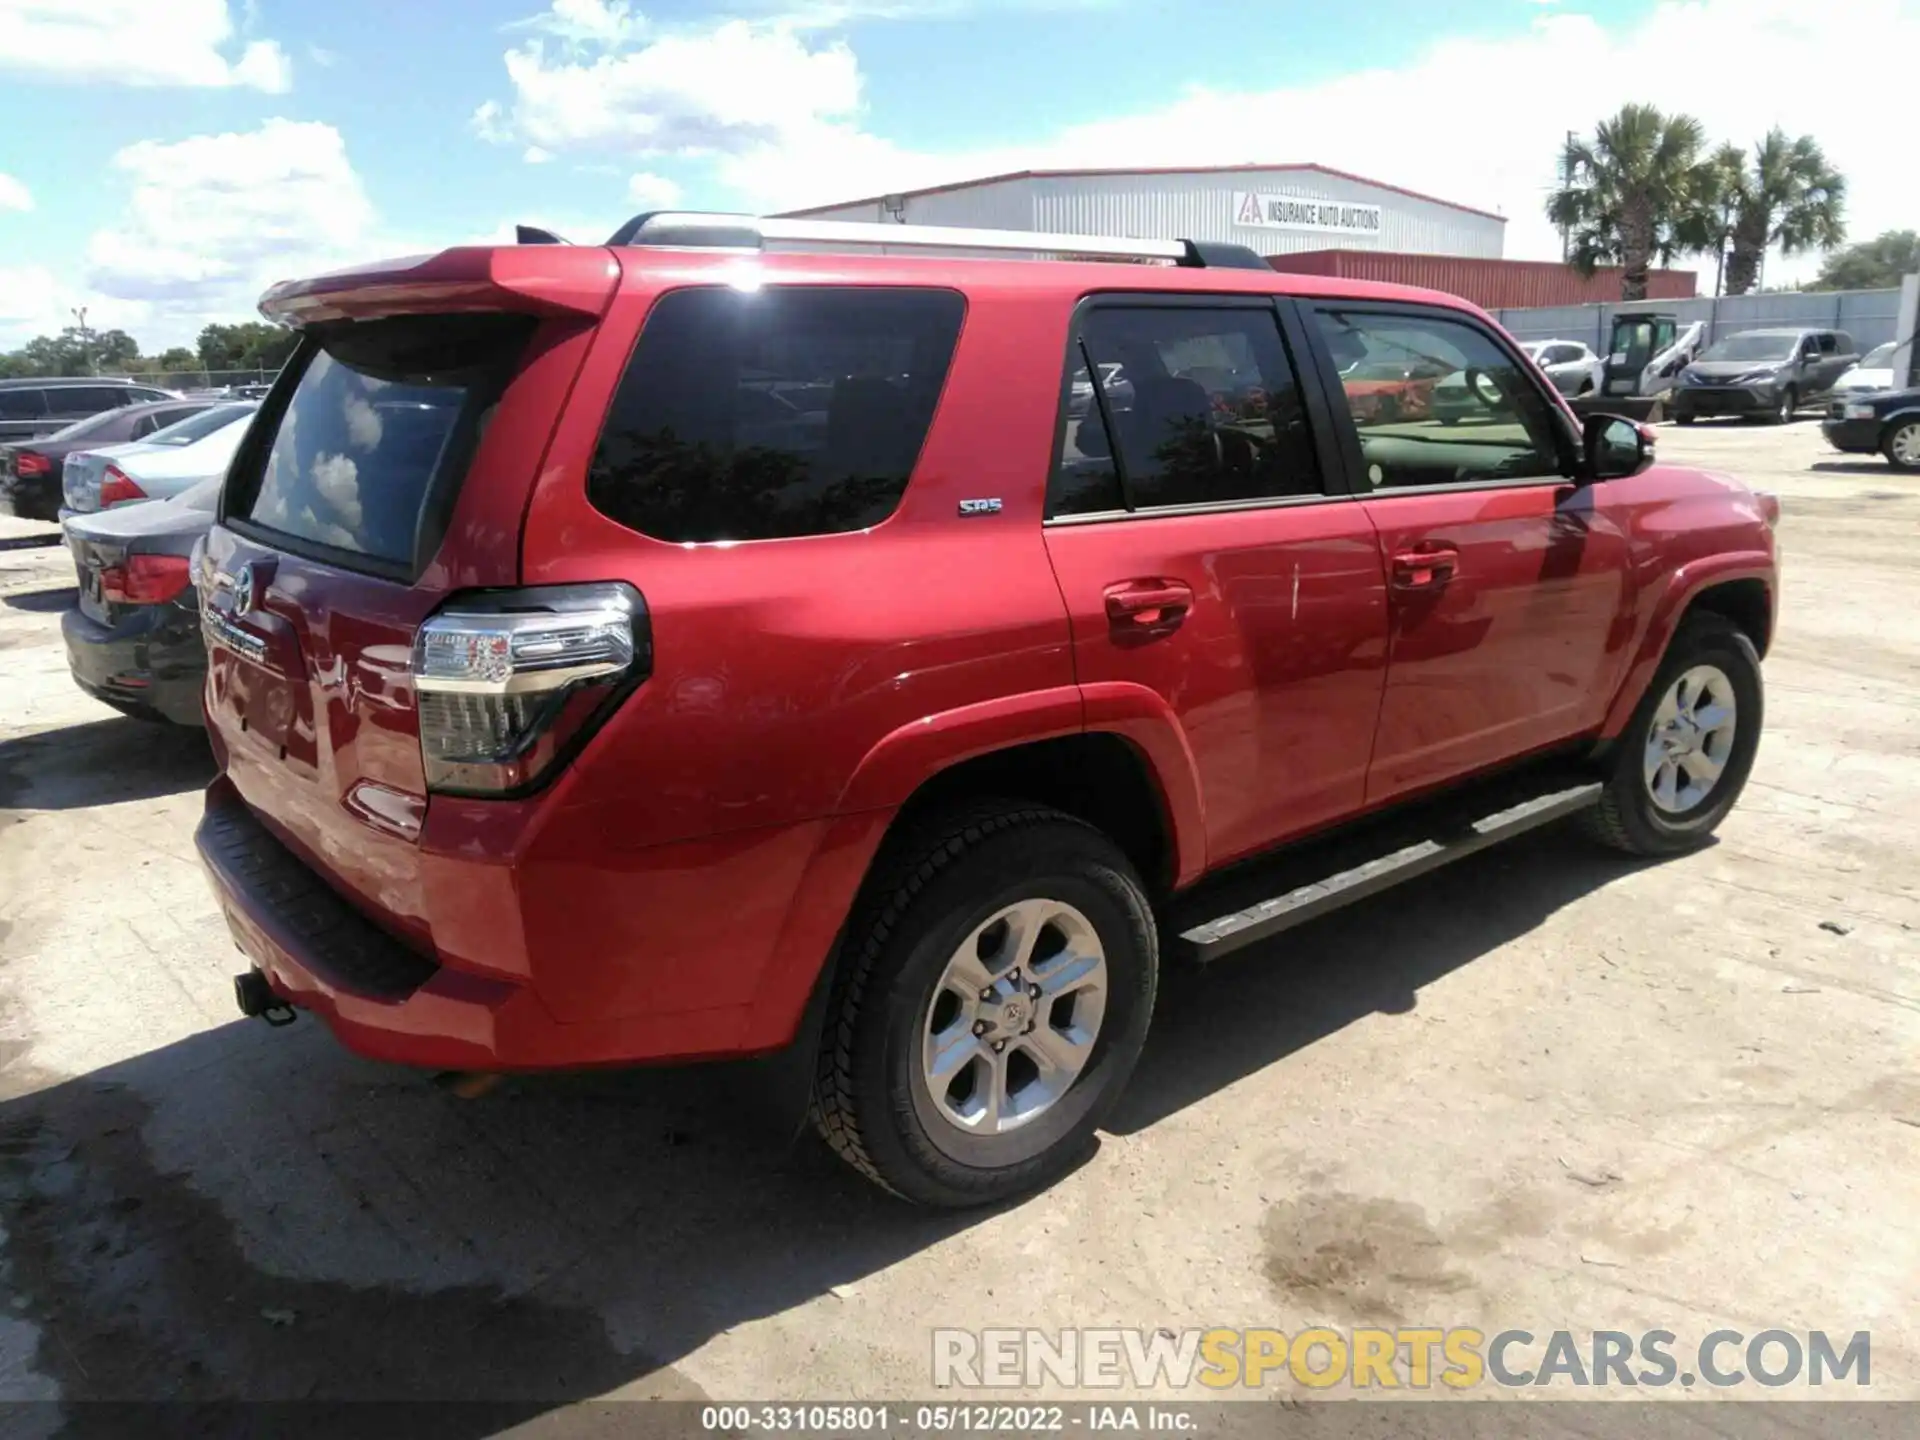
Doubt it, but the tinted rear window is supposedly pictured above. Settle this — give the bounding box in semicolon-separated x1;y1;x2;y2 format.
587;286;966;544
0;389;46;420
236;315;531;571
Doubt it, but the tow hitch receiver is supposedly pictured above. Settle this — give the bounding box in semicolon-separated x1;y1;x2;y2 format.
233;969;297;1027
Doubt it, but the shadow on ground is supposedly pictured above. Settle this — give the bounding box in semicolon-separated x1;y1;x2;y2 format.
0;826;1639;1431
1809;460;1904;478
1;585;76;614
0;716;212;811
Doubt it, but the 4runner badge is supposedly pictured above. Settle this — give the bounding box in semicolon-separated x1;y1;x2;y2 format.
958;498;1003;516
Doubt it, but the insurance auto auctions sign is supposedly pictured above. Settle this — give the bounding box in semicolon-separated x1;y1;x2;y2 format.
1233;191;1383;236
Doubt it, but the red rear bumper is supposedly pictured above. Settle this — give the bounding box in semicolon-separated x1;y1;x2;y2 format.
196;779;761;1070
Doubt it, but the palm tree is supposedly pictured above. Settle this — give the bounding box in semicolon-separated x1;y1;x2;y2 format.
1715;129;1846;296
1547;104;1719;302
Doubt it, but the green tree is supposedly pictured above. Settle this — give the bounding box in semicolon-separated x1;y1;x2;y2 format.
197;321;297;374
1815;230;1920;292
1547;104;1719;302
92;328;142;372
1714;128;1846;296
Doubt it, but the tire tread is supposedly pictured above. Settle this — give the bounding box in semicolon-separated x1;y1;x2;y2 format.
808;800;1099;1198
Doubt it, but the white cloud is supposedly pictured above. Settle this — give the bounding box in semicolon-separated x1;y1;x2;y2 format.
483;0;1911;289
475;15;860;159
0;0;291;91
342;393;383;451
524;145;555;164
311;452;364;528
510;0;645;46
82;119;376;339
0;174;30;212
625;171;682;208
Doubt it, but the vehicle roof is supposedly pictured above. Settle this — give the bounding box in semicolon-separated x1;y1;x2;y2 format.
0;375;165;390
262;243;1499;326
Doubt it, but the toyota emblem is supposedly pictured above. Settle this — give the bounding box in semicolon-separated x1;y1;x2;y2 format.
231;563;256;618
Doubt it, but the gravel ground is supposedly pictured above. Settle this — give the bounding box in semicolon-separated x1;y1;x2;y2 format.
0;420;1914;1430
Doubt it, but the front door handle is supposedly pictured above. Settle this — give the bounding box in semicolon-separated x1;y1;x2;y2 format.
1104;579;1193;629
1390;547;1458;588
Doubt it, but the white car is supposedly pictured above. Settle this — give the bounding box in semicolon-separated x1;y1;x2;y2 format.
1523;339;1605;398
1831;341;1899;399
61;404;256;520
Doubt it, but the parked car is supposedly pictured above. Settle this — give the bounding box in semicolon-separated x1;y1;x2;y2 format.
1830;341;1901;399
195;214;1777;1207
1821;384;1920;472
0;398;229;522
1668;328;1860;425
60;406;256;519
61;477;217;725
0;377;178;443
1523;339;1605;398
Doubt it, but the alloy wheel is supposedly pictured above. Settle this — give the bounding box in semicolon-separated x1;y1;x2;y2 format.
918;898;1108;1135
1642;664;1739;814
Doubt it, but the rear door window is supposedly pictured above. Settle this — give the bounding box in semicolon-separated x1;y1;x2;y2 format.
1052;303;1325;517
587;286;965;544
54;387;134;415
229;315;532;574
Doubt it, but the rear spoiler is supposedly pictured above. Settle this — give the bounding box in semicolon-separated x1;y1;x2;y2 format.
258;245;618;327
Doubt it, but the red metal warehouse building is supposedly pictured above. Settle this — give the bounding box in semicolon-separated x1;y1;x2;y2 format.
1266;250;1698;308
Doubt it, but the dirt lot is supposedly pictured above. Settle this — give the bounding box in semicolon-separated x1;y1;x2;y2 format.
1;421;1915;1426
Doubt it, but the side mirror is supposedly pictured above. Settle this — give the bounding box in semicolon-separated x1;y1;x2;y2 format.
1581;413;1652;481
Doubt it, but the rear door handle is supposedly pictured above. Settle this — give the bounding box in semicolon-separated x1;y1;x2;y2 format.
1104;579;1193;628
1390;547;1458;588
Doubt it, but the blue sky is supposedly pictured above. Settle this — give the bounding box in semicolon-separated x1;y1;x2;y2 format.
0;0;1909;350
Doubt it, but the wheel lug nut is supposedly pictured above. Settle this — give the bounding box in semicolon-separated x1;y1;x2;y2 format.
992;1040;1006;1053
972;1020;988;1037
1029;985;1041;999
979;987;993;1001
1009;969;1021;984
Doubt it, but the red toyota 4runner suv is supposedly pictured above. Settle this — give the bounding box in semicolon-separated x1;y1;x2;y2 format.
196;214;1778;1206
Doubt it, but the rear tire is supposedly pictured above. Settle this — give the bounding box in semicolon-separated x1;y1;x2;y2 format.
1674;412;1695;426
1583;614;1763;857
811;801;1157;1207
1882;419;1920;472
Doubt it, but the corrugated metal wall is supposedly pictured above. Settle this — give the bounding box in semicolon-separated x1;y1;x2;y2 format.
1029;170;1503;258
787;169;1505;259
1266;250;1696;308
1492;288;1906;353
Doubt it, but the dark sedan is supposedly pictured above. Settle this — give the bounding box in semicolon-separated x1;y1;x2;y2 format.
1;398;224;522
1821;385;1920;472
61;477;217;726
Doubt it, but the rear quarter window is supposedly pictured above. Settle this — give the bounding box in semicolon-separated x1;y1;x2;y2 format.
229;314;533;573
587;285;966;543
0;389;44;421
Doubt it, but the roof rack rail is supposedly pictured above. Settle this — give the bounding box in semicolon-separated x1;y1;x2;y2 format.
603;211;1272;271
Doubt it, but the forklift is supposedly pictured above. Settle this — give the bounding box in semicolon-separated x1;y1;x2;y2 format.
1582;310;1706;421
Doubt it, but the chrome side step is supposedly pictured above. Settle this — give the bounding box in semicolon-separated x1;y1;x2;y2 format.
1170;780;1603;964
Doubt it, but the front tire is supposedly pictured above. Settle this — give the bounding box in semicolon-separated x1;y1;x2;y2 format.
1771;386;1797;425
811;802;1157;1207
1882;418;1920;472
1674;412;1696;426
1583;614;1763;857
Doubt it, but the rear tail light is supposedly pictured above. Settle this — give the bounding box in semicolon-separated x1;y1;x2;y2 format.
100;465;146;506
13;450;50;478
100;554;193;605
410;582;649;796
